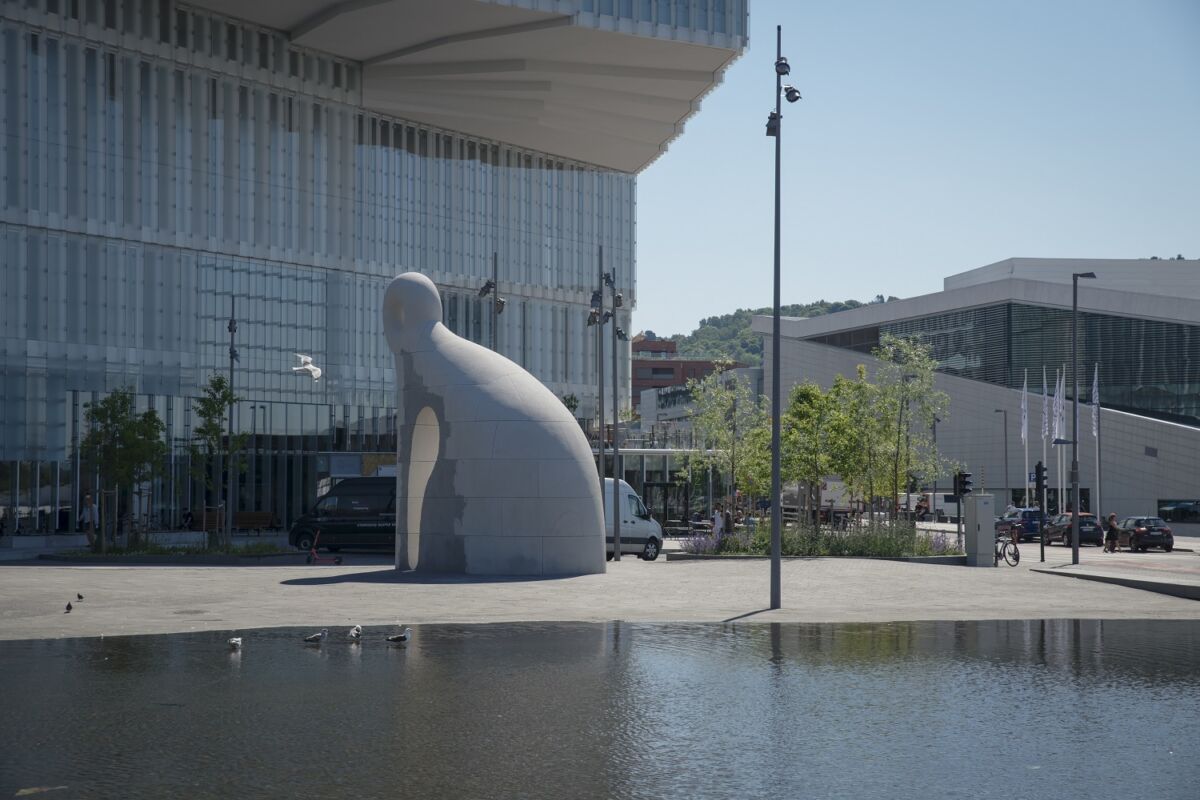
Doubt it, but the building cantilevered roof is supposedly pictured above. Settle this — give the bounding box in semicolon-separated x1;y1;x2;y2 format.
183;0;747;173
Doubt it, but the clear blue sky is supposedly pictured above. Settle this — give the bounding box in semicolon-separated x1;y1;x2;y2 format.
635;0;1200;336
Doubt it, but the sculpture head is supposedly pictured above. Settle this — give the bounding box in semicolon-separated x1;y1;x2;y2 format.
383;272;443;353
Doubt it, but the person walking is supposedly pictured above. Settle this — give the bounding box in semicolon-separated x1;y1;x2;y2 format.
711;503;725;537
78;492;99;550
1104;512;1120;553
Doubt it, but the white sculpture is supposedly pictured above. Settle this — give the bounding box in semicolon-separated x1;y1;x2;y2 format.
382;272;605;575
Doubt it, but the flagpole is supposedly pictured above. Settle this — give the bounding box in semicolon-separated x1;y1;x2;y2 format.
1041;366;1048;514
1022;369;1029;506
1094;363;1102;517
1056;367;1064;513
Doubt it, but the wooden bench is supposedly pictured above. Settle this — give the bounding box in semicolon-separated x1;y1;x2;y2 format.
232;511;277;533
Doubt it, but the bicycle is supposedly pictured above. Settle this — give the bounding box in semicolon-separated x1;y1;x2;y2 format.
995;533;1020;567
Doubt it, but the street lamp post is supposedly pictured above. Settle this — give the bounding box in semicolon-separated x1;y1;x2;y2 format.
588;249;624;561
607;273;626;563
226;297;238;550
593;247;605;517
994;409;1009;509
1071;271;1096;565
765;25;800;610
478;252;507;352
893;374;914;520
931;416;940;520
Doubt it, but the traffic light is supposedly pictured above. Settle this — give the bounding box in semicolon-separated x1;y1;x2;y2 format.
954;470;973;497
1034;461;1047;503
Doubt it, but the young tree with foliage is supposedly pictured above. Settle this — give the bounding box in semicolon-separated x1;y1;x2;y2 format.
79;388;169;551
825;367;884;512
737;423;773;503
871;334;951;518
685;362;766;509
189;375;247;549
780;382;837;520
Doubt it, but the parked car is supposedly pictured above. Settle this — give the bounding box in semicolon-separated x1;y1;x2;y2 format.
289;477;394;552
1044;513;1103;546
604;478;663;561
1117;516;1174;552
995;508;1043;543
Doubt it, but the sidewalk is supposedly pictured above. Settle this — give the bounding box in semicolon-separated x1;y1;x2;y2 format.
1033;548;1200;600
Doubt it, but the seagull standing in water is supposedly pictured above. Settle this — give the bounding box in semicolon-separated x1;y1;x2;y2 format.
387;625;412;644
228;637;242;650
304;628;328;644
348;625;362;642
292;354;322;382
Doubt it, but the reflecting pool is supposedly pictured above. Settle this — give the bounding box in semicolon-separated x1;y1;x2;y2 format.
2;620;1198;799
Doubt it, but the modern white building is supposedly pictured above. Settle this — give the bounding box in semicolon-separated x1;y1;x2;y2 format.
0;0;747;531
753;258;1200;519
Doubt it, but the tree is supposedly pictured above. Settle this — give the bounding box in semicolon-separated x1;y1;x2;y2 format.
79;388;168;551
189;375;247;549
825;366;883;512
686;362;766;509
871;334;952;518
781;382;835;520
560;393;579;414
667;299;865;366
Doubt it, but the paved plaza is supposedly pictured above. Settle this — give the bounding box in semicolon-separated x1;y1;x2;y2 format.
1;543;1197;641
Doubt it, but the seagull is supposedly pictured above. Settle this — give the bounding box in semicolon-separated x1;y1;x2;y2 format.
304;628;328;644
348;624;362;642
77;593;84;601
228;637;242;650
386;626;412;644
292;353;322;382
64;602;72;614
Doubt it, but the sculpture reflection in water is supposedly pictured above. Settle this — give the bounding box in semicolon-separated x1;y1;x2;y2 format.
382;272;605;575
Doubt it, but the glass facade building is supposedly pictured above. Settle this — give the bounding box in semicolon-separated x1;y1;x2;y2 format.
807;302;1200;426
0;0;653;533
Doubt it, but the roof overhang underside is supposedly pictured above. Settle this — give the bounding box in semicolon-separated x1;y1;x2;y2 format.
184;0;745;173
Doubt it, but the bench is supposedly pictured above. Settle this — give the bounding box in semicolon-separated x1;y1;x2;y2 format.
232;511;277;533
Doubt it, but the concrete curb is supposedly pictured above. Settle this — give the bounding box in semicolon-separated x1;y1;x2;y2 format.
38;552;306;566
1031;567;1200;601
666;553;968;565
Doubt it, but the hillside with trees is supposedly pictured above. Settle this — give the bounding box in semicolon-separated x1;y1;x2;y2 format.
663;296;895;366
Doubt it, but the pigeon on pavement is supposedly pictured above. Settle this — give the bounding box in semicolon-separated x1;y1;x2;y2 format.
64;602;72;614
76;593;84;601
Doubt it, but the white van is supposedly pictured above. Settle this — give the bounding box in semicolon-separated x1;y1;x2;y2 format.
603;478;663;561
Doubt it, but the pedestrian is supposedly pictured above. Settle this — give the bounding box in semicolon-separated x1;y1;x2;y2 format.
1104;512;1119;553
724;505;734;537
78;492;99;549
711;503;724;537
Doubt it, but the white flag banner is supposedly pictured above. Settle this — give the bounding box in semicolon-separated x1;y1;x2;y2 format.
1051;370;1061;440
1091;363;1100;438
1041;367;1049;441
1020;371;1028;444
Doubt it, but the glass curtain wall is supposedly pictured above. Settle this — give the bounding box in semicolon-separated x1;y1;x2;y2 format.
0;1;636;532
808;303;1200;426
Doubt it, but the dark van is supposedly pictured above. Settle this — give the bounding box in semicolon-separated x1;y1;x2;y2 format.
289;477;394;552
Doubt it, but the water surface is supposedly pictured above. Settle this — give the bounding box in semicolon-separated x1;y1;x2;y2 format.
1;620;1197;799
